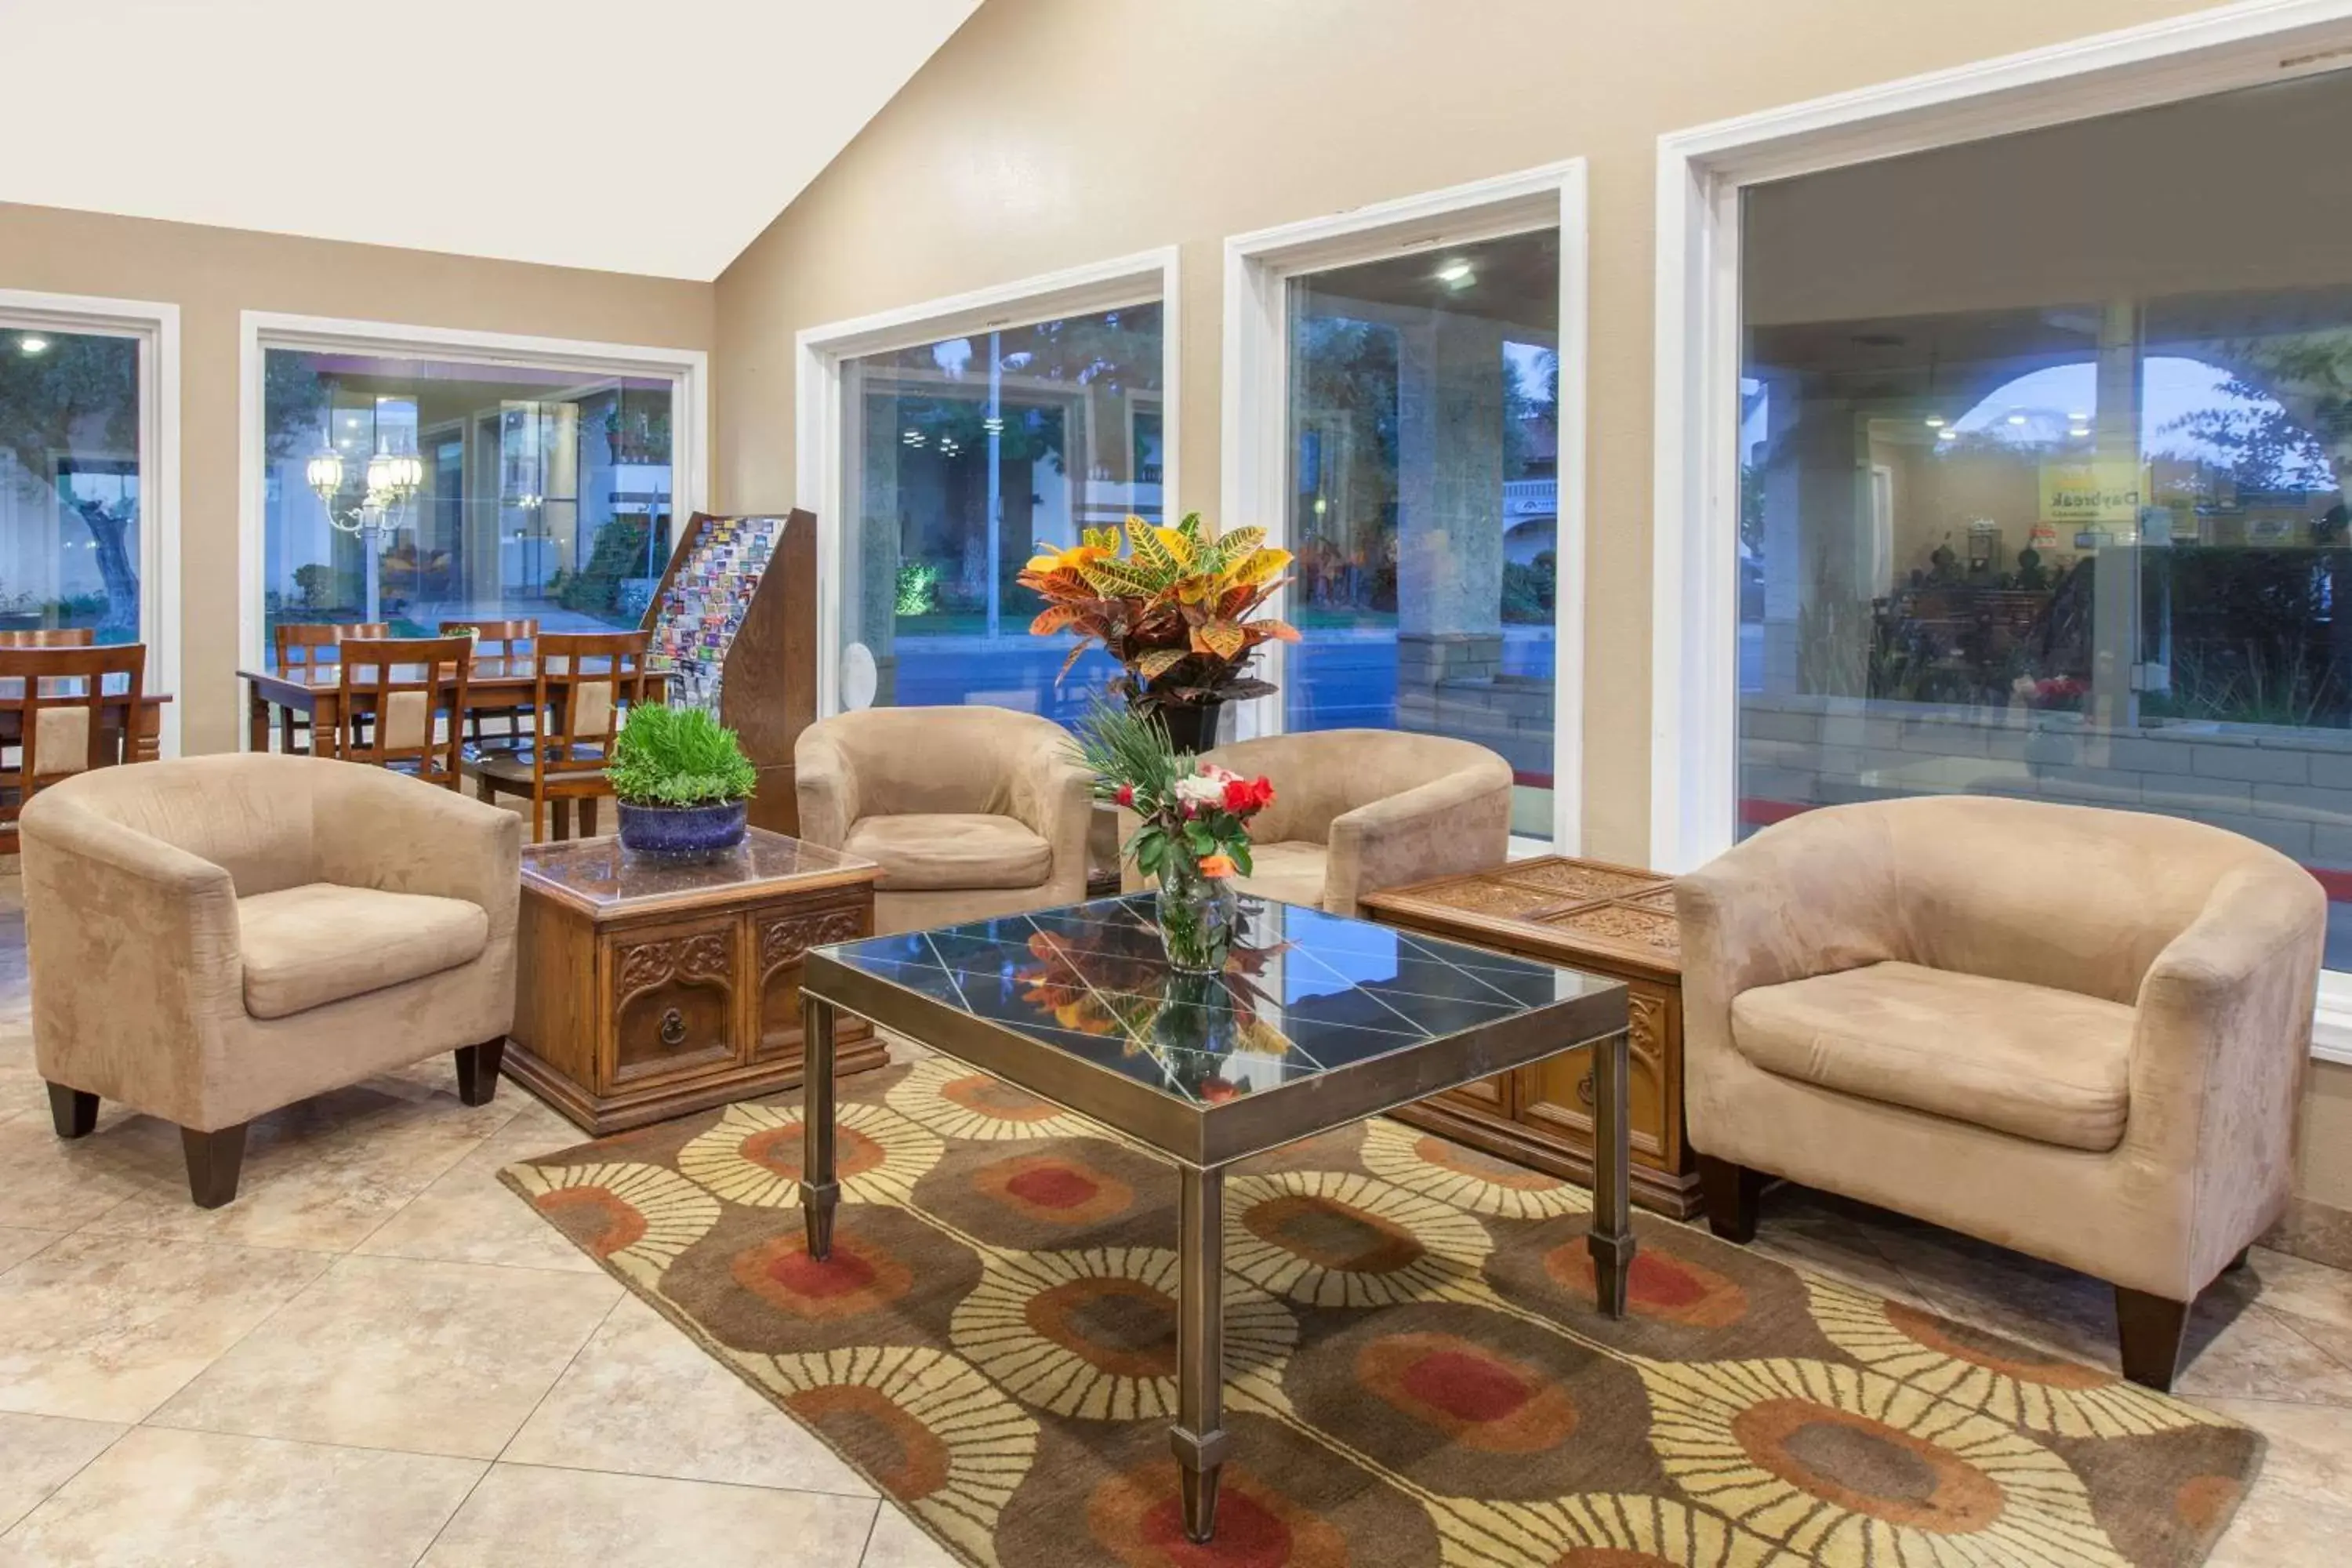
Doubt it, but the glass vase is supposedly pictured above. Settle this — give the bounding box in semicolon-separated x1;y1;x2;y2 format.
1155;857;1239;974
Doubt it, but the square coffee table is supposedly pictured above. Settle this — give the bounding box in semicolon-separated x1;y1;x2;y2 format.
798;892;1630;1544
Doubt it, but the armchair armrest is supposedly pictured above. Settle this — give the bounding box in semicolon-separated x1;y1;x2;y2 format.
1009;731;1097;900
311;764;521;938
794;728;858;850
1323;763;1512;916
19;791;245;1123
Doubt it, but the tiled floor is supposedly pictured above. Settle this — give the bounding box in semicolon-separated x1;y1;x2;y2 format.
0;884;2347;1564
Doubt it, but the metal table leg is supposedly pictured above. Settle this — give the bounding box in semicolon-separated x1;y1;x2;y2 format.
800;996;840;1259
1587;1028;1635;1317
1170;1163;1229;1543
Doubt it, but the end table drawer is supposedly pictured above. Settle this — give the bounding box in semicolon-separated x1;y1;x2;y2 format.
604;915;740;1088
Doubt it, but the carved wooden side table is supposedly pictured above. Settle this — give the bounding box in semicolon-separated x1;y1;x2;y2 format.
506;828;883;1134
1361;856;1698;1218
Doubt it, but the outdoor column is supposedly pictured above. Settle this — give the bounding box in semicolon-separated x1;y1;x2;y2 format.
851;366;902;706
2089;298;2143;732
1394;312;1508;731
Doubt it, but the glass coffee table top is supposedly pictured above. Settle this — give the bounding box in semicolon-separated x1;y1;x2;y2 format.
815;893;1620;1112
519;826;877;916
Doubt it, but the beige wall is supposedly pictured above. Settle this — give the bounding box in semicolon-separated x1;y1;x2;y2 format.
710;0;2218;865
0;201;714;756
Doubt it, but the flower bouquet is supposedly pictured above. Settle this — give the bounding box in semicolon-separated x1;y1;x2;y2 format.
1019;513;1297;748
1069;700;1276;972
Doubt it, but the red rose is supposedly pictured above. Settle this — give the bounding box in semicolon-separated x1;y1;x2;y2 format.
1114;783;1135;808
1250;777;1275;810
1221;778;1254;812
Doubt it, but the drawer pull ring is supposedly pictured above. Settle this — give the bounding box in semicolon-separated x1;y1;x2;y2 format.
659;1008;687;1047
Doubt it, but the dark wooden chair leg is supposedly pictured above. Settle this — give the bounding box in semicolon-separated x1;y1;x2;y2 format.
455;1037;507;1107
551;798;572;841
2115;1286;2192;1392
45;1083;97;1139
579;797;597;837
1697;1154;1766;1244
181;1123;249;1209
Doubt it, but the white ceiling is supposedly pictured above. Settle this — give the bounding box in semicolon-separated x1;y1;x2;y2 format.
0;0;978;281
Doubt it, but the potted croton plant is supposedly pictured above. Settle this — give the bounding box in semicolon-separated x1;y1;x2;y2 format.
605;702;758;861
1071;701;1275;972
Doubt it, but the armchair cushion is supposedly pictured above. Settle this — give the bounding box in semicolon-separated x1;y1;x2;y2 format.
846;813;1052;892
1233;840;1327;909
238;883;490;1021
1731;959;2136;1152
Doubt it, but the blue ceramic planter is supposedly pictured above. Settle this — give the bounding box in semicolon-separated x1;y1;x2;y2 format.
616;798;749;862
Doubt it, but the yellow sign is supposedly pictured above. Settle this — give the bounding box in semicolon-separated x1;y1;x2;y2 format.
2039;460;2147;526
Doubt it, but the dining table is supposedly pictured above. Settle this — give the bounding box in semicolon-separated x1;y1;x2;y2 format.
238;655;666;760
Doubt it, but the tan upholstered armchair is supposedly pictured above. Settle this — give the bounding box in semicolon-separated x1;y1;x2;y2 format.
22;753;521;1207
796;706;1093;934
1677;796;2325;1390
1123;729;1513;916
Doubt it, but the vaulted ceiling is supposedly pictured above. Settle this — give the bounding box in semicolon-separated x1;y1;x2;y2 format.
0;0;978;280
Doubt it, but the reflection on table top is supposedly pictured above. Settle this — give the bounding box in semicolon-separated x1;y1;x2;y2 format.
815;894;1622;1112
518;827;878;916
0;675;168;702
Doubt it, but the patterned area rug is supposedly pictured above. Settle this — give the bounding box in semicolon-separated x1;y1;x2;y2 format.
503;1060;2257;1567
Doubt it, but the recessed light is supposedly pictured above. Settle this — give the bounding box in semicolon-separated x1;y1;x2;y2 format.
2006;413;2028;426
16;335;47;356
1923;416;1946;429
1435;260;1474;286
1937;428;1959;442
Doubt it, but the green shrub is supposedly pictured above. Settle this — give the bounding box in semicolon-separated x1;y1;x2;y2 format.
604;703;758;808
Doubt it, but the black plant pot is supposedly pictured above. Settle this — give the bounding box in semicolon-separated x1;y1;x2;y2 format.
1150;699;1224;757
616;798;749;862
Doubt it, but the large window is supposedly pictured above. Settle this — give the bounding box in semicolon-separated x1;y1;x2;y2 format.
1738;71;2352;964
1286;229;1561;837
260;347;675;660
0;325;144;643
837;303;1162;720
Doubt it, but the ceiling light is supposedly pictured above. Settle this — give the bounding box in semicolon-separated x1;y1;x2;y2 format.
1923;416;1945;429
16;335;48;356
2068;411;2089;421
2006;413;2027;426
982;416;1004;436
1435;260;1474;286
1937;428;1959;442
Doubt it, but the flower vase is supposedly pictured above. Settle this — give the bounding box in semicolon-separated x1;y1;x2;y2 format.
1155;858;1238;974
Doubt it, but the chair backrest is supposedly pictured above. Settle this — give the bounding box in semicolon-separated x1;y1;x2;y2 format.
1201;728;1512;845
336;634;471;787
0;644;146;829
0;628;96;648
274;621;390;677
799;705;1069;818
439;618;539;666
533;631;649;789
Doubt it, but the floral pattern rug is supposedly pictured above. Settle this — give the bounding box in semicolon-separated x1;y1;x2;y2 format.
503;1060;2257;1567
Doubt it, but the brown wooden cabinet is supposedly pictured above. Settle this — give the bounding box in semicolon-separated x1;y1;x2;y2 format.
1362;859;1698;1218
506;831;885;1134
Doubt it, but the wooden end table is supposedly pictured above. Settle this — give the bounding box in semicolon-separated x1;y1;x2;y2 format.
1361;855;1699;1218
506;827;884;1134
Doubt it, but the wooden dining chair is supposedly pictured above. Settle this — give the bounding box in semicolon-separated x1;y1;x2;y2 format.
0;643;145;844
466;630;648;841
272;622;390;754
439;618;539;753
0;629;97;648
334;635;471;789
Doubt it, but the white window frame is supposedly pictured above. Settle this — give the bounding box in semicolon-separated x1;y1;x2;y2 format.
1223;161;1589;851
1649;0;2352;1061
794;248;1181;718
0;289;182;757
238;310;709;680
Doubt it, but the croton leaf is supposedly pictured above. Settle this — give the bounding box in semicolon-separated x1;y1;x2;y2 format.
1127;518;1180;578
1079;557;1161;598
1261;619;1301;642
1191;622;1248;659
1149;524;1196;572
1135;648;1189;680
1226;546;1293;587
1029;604;1086;636
1083;524;1123;554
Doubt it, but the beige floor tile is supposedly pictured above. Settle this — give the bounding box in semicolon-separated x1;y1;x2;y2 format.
78;1078;518;1254
0;1425;481;1568
859;1503;960;1568
0;1232;329;1423
350;1123;601;1274
150;1254;620;1458
503;1295;876;1496
0;1414;124;1534
0;1229;60;1276
2199;1398;2352;1568
2175;1303;2352;1405
418;1463;877;1568
0;1112;158;1234
2246;1246;2352;1334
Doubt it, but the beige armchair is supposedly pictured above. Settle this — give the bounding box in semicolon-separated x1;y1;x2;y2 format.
22;753;521;1207
1123;729;1512;916
796;706;1093;934
1677;795;2325;1389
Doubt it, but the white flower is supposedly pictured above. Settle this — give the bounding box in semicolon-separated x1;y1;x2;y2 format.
1173;773;1226;807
